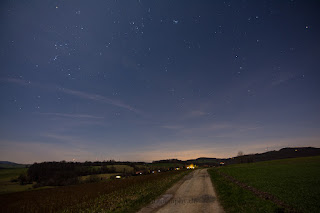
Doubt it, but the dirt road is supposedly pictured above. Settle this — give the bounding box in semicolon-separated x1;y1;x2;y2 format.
138;169;224;213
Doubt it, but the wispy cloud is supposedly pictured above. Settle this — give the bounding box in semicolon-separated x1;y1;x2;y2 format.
36;112;104;119
271;71;298;86
1;78;142;114
2;78;31;86
161;125;184;130
179;123;232;134
159;120;263;140
60;87;141;114
184;110;207;119
41;133;92;146
169;109;209;123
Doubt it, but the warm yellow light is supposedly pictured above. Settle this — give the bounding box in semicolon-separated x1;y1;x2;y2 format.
187;164;195;169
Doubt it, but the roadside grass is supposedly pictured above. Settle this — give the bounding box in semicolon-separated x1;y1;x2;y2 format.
0;170;190;213
208;169;279;213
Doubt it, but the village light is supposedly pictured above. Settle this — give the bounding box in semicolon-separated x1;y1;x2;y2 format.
187;164;195;169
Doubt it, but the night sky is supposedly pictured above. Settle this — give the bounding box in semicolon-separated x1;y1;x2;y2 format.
1;1;320;163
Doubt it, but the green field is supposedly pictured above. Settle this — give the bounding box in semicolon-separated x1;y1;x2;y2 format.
0;170;190;213
0;168;32;194
210;156;320;213
0;168;27;182
208;169;279;213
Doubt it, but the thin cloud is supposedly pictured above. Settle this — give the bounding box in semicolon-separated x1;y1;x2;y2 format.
182;110;207;120
271;71;298;86
1;78;142;114
161;125;184;130
179;123;232;134
60;88;141;114
36;112;104;119
2;78;31;86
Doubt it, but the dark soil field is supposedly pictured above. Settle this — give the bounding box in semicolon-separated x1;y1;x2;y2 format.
0;170;189;213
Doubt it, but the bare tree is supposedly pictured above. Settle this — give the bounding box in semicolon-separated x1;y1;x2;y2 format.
237;151;244;156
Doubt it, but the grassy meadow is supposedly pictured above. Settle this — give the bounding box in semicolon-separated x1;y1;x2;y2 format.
0;168;27;182
0;170;190;213
208;169;279;213
0;168;32;194
209;156;320;213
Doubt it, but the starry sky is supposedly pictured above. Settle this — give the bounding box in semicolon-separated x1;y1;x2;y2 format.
1;1;320;163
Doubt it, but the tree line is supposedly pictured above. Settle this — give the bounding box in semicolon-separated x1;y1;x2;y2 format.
20;161;133;187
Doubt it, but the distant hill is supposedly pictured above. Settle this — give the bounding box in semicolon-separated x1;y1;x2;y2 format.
227;147;320;164
186;157;219;163
180;147;320;166
0;161;27;169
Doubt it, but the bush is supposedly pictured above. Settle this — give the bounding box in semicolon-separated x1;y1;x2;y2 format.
17;173;32;185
